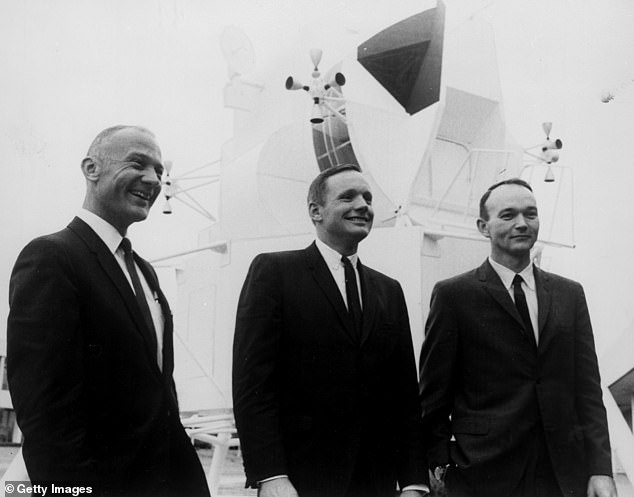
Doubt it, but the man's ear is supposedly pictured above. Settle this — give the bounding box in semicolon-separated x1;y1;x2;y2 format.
308;202;322;223
81;156;100;183
476;218;490;238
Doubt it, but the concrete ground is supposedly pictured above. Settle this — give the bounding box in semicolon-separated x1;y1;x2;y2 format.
0;445;255;496
0;445;632;496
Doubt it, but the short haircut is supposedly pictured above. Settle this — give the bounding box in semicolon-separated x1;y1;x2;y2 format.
479;178;533;220
307;164;362;206
87;125;154;158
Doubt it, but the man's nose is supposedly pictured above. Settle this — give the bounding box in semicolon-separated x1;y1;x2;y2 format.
141;166;161;185
515;214;528;229
352;196;370;210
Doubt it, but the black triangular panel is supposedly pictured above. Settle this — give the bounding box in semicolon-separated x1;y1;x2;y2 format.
358;42;430;113
357;1;445;115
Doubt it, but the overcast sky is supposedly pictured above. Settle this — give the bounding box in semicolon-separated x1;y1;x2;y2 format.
1;0;634;354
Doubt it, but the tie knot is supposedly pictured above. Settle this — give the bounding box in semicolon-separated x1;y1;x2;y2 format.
341;256;353;268
120;237;133;256
513;274;524;287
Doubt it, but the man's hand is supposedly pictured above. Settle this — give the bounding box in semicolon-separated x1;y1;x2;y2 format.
258;477;299;497
587;475;617;497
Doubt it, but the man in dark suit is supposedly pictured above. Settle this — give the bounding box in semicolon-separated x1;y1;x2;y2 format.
7;125;210;497
419;178;617;497
233;164;428;497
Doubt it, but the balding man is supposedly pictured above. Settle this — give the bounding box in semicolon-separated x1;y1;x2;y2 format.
7;125;210;497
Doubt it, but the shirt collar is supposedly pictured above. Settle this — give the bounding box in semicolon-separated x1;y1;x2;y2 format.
488;256;535;291
315;238;358;271
77;209;124;255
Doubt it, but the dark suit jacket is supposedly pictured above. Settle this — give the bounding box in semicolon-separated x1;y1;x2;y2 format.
7;217;209;497
419;259;612;497
232;242;427;497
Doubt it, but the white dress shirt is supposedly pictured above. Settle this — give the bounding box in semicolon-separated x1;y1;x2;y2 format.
77;209;164;369
315;238;362;309
488;257;539;345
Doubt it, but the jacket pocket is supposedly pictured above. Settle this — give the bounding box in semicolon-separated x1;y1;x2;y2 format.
452;417;489;435
283;415;313;433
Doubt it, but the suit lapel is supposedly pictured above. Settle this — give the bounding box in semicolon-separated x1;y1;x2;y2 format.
358;260;377;346
137;258;175;379
534;266;552;350
478;260;532;340
304;243;358;343
158;289;175;381
68;217;162;372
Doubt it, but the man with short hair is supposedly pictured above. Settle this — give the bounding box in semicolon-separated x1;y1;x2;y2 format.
7;125;210;497
419;178;617;497
233;164;429;497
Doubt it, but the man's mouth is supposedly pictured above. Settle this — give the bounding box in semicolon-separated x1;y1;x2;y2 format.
346;216;369;223
130;190;153;201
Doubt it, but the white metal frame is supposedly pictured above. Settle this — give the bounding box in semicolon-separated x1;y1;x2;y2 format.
181;412;247;496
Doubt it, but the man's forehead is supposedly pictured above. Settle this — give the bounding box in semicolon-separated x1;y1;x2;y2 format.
326;170;369;190
488;184;536;207
102;128;160;157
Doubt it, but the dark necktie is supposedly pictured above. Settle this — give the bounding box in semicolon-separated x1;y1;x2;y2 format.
512;274;535;345
120;238;158;356
341;256;363;339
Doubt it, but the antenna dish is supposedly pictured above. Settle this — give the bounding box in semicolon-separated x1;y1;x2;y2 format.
220;25;255;76
309;48;323;70
542;122;552;137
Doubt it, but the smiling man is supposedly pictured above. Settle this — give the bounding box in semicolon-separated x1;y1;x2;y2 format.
419;178;616;497
233;164;428;497
7;125;210;497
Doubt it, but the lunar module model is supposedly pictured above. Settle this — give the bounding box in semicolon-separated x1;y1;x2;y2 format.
163;1;572;412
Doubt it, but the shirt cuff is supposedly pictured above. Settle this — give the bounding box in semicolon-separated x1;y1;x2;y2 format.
402;484;430;494
258;475;289;484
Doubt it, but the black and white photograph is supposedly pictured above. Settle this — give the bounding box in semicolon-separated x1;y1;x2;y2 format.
0;1;633;496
